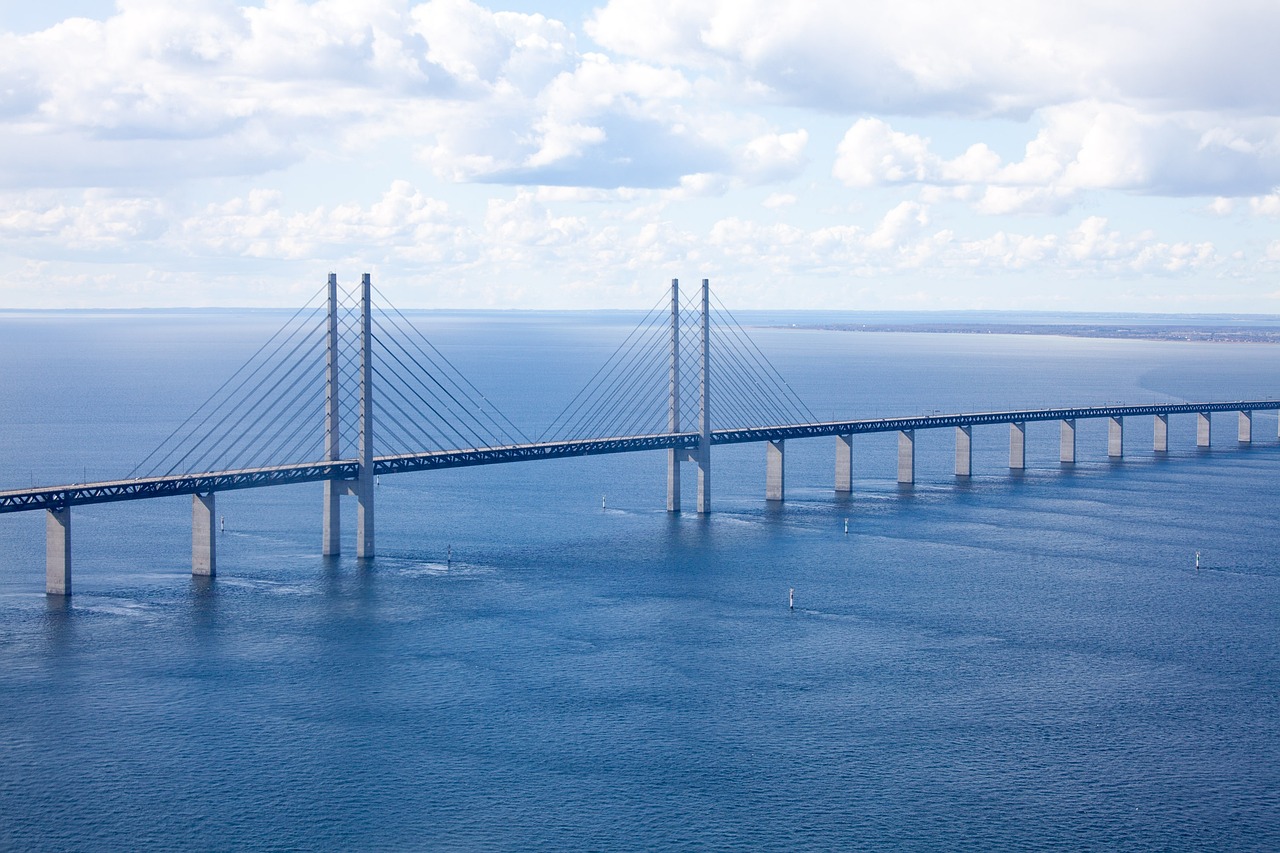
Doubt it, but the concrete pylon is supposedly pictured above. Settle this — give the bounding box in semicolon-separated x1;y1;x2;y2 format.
897;430;915;484
1009;422;1026;469
666;279;681;512
1060;419;1076;463
323;273;342;555
193;492;216;577
954;426;971;477
1154;414;1168;452
697;279;711;514
1108;416;1124;458
1239;411;1252;443
766;440;784;501
835;434;853;493
46;507;70;596
1197;412;1211;448
357;273;375;558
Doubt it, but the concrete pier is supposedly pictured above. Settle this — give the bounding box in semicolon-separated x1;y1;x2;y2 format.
1198;412;1211;448
898;430;915;484
322;481;341;556
1239;411;1252;443
46;507;70;596
766;440;785;501
1108;416;1124;458
192;493;216;577
1009;422;1025;469
835;434;852;493
1060;419;1076;463
954;426;971;477
1154;414;1168;452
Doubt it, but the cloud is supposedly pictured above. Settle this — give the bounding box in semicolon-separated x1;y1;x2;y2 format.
1249;193;1280;216
832;105;1280;211
0;0;802;192
0;184;1228;302
588;0;1280;117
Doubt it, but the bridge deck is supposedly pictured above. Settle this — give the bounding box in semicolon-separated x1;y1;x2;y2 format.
2;400;1276;514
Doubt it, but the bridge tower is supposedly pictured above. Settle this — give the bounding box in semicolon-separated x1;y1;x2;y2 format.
357;273;375;558
319;272;375;558
666;279;681;512
697;278;711;514
323;273;341;556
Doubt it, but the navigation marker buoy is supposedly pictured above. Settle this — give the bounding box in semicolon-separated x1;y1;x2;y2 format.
1195;550;1201;571
789;588;794;611
447;544;452;568
844;518;849;535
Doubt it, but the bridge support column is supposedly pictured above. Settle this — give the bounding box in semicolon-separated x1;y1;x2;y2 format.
1198;412;1211;448
1009;422;1025;469
1154;414;1168;452
323;272;342;555
46;507;70;596
192;493;216;577
667;451;681;512
323;482;341;556
954;426;971;477
666;278;681;513
357;272;375;558
697;278;711;514
897;430;915;484
1239;411;1252;443
1060;419;1076;463
835;434;852;493
766;440;785;501
1108;416;1124;458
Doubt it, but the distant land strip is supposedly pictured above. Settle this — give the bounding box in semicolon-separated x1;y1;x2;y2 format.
786;324;1280;343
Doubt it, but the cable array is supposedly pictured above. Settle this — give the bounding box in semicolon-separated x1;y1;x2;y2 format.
541;283;817;442
539;292;674;441
130;280;529;480
128;278;813;480
130;283;332;478
708;290;817;429
369;287;530;455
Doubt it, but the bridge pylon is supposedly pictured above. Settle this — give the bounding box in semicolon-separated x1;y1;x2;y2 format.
697;278;711;514
357;272;375;558
666;279;681;512
319;272;374;558
665;277;713;514
323;273;341;555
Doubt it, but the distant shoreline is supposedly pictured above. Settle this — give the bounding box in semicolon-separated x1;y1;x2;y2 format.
784;323;1280;343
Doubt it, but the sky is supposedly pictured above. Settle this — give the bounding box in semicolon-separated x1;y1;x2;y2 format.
1;0;1279;311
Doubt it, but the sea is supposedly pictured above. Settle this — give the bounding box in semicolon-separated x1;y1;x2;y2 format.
1;309;1278;851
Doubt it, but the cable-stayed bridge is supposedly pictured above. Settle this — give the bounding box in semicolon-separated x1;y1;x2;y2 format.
3;274;1277;595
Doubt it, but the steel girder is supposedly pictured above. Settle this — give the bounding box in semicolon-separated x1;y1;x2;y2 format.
3;400;1277;514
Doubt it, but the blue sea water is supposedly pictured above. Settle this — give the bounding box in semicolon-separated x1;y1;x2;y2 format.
1;310;1278;851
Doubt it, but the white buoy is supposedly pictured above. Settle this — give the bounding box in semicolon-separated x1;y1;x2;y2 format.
447;544;452;568
1195;550;1201;571
789;588;794;610
844;518;849;535
602;495;606;510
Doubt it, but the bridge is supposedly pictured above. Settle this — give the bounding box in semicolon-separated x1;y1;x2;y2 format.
3;274;1275;595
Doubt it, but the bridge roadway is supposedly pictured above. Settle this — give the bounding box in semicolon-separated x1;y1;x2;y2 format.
3;399;1277;515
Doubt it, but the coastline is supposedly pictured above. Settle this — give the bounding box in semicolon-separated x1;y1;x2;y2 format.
785;323;1280;343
